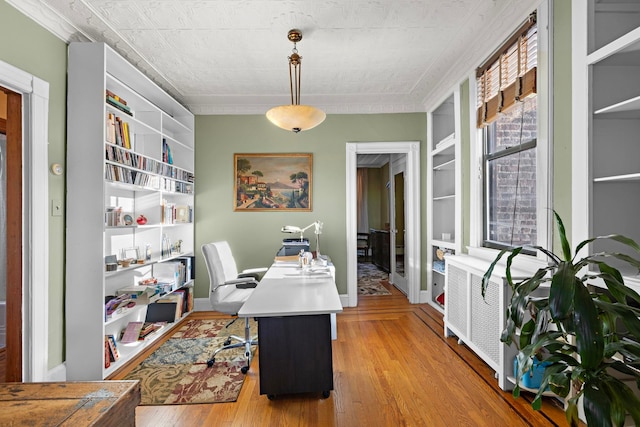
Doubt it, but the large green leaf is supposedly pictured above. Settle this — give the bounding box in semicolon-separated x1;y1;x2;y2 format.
600;375;640;426
594;300;640;340
583;382;613;427
573;282;604;370
596;263;640;307
565;400;580;427
554;210;572;262
519;319;535;349
549;263;577;321
482;248;512;299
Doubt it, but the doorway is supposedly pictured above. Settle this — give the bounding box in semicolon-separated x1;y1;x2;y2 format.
0;60;50;381
346;142;420;307
0;86;22;381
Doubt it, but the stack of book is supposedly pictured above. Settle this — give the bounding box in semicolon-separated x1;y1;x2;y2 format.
138;321;164;340
106;90;132;116
120;320;165;344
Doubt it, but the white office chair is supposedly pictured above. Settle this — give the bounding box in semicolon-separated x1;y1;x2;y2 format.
201;241;267;373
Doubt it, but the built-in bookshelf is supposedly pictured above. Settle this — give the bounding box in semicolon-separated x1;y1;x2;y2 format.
426;88;462;311
572;4;640;422
572;1;640;289
65;42;195;380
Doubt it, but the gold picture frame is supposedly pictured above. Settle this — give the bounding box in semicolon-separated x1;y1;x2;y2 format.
234;153;312;211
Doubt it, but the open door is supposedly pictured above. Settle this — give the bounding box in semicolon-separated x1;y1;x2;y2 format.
390;154;407;295
0;86;23;382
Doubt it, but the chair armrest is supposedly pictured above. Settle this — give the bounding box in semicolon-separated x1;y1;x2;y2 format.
238;267;267;280
223;277;259;289
235;281;258;289
242;267;268;274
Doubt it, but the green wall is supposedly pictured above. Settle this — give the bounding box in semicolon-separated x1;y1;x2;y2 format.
552;0;573;246
0;1;68;369
0;0;573;374
194;113;427;296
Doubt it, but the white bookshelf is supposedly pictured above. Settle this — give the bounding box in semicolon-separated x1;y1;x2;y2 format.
65;42;195;380
426;88;462;311
572;0;640;279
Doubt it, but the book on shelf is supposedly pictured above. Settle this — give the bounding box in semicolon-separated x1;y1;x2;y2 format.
106;93;133;116
104;337;111;368
121;321;144;344
106;89;127;105
162;138;173;164
137;321;164;340
106;113;116;144
106;334;119;362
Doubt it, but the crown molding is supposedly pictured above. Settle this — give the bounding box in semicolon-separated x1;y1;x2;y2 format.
6;0;81;41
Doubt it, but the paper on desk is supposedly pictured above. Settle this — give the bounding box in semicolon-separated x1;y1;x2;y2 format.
283;269;331;277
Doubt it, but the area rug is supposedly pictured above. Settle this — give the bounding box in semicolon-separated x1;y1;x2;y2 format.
358;262;392;296
123;318;257;405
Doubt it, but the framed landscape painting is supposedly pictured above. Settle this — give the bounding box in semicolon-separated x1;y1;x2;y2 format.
234;153;312;211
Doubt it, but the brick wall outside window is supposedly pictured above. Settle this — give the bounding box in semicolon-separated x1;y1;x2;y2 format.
486;97;537;247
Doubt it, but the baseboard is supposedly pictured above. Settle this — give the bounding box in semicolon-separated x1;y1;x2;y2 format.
193;297;212;312
419;290;430;303
339;294;349;307
47;362;66;382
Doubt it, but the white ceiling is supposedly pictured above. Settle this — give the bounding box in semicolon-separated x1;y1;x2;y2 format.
8;0;539;115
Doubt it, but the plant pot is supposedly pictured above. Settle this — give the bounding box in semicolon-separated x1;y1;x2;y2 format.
514;357;551;390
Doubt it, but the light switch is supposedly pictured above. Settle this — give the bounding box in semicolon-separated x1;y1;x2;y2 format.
51;199;63;216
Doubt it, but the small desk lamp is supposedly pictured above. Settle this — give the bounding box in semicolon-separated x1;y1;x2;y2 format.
281;220;323;256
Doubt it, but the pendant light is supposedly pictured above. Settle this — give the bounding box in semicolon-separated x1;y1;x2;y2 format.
266;29;326;133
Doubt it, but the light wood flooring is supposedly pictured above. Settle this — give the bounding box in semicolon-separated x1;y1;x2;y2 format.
114;282;567;426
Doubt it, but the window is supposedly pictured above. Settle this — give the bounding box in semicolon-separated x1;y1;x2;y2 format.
484;97;537;248
476;12;542;251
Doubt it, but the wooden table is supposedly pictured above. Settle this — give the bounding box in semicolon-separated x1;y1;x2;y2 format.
239;261;342;399
0;380;140;426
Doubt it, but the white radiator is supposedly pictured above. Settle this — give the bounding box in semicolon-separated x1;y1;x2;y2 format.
444;255;518;391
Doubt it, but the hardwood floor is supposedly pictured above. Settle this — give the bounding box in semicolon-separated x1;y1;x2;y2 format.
124;290;568;426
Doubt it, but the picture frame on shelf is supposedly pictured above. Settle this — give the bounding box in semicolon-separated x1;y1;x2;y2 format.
233;153;313;212
121;247;140;261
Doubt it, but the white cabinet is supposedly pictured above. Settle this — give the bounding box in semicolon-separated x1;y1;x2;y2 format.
65;42;195;380
572;1;640;284
426;88;462;310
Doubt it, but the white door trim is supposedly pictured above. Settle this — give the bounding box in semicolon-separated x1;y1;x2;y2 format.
0;59;49;382
346;141;420;306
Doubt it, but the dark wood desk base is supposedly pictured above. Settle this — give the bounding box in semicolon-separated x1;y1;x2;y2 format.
0;380;140;426
258;314;333;399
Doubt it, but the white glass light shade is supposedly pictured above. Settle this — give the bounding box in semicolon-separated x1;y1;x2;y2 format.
266;104;326;133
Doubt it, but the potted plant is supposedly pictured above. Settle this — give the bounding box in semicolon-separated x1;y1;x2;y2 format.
482;211;640;426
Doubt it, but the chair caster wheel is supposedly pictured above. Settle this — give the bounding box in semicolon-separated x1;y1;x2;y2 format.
207;359;214;368
241;365;249;374
321;391;330;399
224;339;231;346
267;394;276;400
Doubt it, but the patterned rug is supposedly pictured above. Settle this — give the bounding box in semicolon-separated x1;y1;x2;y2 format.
123;318;257;405
358;262;391;296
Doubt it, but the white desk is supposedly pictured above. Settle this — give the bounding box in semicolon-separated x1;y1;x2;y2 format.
238;261;343;399
239;262;342;317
